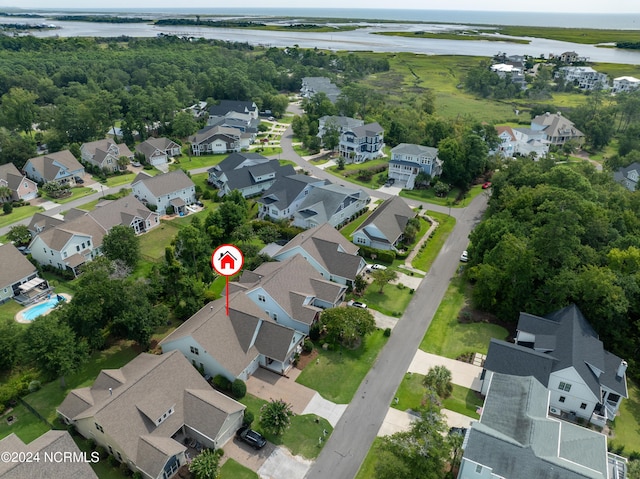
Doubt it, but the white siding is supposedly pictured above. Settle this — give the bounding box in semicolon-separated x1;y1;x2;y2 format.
549;367;598;419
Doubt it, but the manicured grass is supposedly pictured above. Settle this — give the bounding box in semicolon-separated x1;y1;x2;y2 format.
400;184;484;208
169;153;226;171
0;204;43;229
73;435;127;479
138;222;181;261
354;437;384;479
220;458;258;479
250;146;283;156
297;329;388;403
76;188;131;212
419;278;508;359
238;394;332;459
339;210;372;238
412;211;456;272
23;341;139;424
356;283;413;317
0;301;23;324
40;271;78;296
0;403;51;443
209;275;227;299
50;187;95;204
325;159;389;189
393;372;483;419
104;173;135;187
611;381;640;456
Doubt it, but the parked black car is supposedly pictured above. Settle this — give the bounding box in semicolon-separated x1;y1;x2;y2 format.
236;426;267;449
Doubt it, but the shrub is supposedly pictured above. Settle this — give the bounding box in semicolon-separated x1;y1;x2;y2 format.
3;202;13;215
396;283;406;290
133;472;143;479
410;288;415;294
383;327;391;337
213;374;231;391
203;290;217;302
165;205;175;215
303;339;314;353
119;461;133;476
309;323;322;341
146;203;157;212
28;380;41;393
108;455;120;467
202;189;211;200
243;410;254;426
231;379;246;399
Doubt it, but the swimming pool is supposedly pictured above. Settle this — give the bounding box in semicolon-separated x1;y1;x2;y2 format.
22;297;64;321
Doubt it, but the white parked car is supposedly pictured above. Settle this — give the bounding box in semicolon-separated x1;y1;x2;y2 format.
368;264;387;271
460;250;469;262
349;301;367;309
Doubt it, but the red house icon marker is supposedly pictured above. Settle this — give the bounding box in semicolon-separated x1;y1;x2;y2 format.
219;250;238;270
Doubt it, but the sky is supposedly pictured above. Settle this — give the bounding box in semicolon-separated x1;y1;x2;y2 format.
5;1;640;14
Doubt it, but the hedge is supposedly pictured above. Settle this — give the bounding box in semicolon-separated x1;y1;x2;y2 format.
357;245;396;264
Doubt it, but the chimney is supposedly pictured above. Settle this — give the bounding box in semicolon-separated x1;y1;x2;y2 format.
617;360;628;378
109;387;112;396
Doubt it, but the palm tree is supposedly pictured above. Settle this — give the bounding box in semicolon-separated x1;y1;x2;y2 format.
422;365;453;400
0;186;12;203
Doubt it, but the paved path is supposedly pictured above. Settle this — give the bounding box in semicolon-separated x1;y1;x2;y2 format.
377;407;475;437
408;351;484;392
305;191;489;479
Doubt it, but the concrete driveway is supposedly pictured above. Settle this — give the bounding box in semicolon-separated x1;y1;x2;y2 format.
258;447;312;479
246;368;315;415
222;437;275;473
408;351;483;392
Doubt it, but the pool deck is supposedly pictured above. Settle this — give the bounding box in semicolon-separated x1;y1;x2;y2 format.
14;293;73;324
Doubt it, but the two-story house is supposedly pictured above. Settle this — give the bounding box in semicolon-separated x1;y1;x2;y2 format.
0;243;44;304
131;170;196;215
81;139;134;173
351;196;417;251
481;304;628;426
257;174;327;220
612;76;640;93
339;122;385;164
0;163;38;202
160;293;304;382
495;126;549;159
292;183;370;230
208;100;259;120
388;143;441;189
23;150;85;186
272;223;367;286
458;373;623;479
135;137;181;167
613;162;640;192
207;113;259;144
231;254;347;334
317;116;364;139
57;350;245;479
207;153;295;198
556;66;609;91
530;112;584;146
189;125;248;156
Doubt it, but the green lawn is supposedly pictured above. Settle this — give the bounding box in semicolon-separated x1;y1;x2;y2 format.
73;435;127;479
104;173;135;187
400;184;484;209
354;437;384;479
139;222;181;261
0;402;51;443
238;394;332;459
325;159;389;189
340;210;373;239
40;271;78;296
220;458;258;479
0;301;23;324
169;153;226;171
392;372;483;419
419;278;508;359
411;211;456;272
356;282;414;317
49;187;95;204
23;341;139;424
0;205;43;229
297;329;387;403
611;382;640;456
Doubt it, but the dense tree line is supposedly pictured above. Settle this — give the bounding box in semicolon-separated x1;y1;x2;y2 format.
466;159;640;382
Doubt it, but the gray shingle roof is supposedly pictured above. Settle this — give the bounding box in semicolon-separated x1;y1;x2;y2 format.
189;125;240;145
353;196;416;246
0;431;99;479
132;169;194;198
0;243;37;289
532;112;584;139
25;150;83;182
463;374;608;479
484;339;556;387
0;163;34;195
27;212;65;235
33;214;107;252
257;174;325;210
57;350;244;479
208;100;257;117
391;143;438;158
295;183;368;225
135;137;179;159
350;122;384;137
87;194;156;231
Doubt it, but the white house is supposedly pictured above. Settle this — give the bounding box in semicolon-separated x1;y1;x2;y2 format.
292;183;370;230
161;294;304;381
23;150;85;186
131;170;196;215
388;143;442;189
458;373;623;479
135;137;181;167
58;350;245;479
481;304;628;426
81;139;134;173
556;66;609;90
231;254;347;334
495;126;549;159
612;76;640;93
257;174;327;220
339;122;385;164
189;125;247;156
272;223;367;286
351;196;417;251
317;115;364;139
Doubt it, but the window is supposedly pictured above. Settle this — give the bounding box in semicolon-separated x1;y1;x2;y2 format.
76;245;80;252
95;423;104;433
273;313;278;321
87;240;91;246
258;294;266;303
559;382;572;392
190;346;199;355
475;464;483;473
559;396;566;403
580;403;587;409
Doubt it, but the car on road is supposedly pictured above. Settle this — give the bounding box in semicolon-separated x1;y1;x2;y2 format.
368;264;387;271
482;181;492;189
236;426;267;449
460;250;469;262
349;301;367;309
